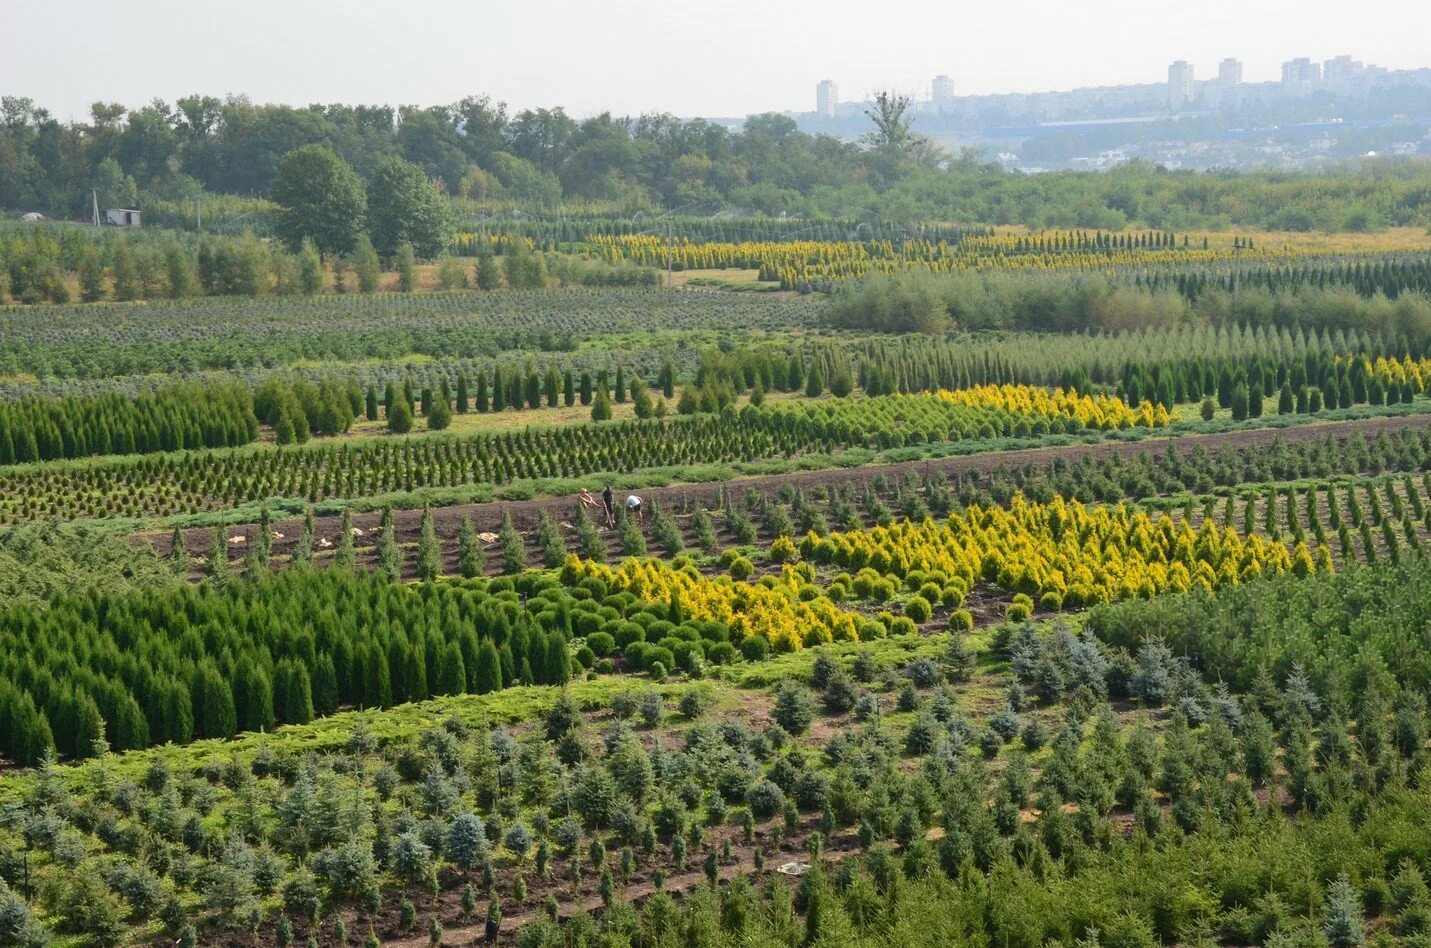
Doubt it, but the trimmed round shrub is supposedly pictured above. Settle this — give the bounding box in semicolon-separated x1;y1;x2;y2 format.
903;595;933;623
857;618;886;641
769;536;798;563
728;556;755;580
706;642;737;665
851;569;879;598
670;641;705;675
947;609;975;632
740;634;771;662
1038;591;1065;611
886;615;918;637
696;621;729;643
623;642;649;669
672;624;703;643
644;646;675;675
586;632;616;657
613;622;647;648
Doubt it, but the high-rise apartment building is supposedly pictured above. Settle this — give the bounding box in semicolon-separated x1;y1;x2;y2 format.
1168;60;1195;110
815;80;838;119
1282;57;1321;82
1323;55;1365;80
932;74;955;103
1218;58;1243;85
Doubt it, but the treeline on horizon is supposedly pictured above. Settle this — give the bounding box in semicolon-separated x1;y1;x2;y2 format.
3;94;1431;231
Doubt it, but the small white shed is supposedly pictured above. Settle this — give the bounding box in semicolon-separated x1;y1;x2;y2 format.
104;208;142;227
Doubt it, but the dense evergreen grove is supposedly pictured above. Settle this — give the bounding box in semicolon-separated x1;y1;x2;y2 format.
0;564;748;763
0;381;257;464
1134;254;1431;301
0;376;370;465
825;269;1431;340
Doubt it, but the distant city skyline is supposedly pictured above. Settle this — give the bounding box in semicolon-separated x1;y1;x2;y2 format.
5;0;1431;122
808;52;1417;116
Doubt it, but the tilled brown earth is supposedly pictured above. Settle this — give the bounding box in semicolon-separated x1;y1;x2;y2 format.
147;413;1431;579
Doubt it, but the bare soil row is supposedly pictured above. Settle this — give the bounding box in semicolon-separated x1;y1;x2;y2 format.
149;413;1431;579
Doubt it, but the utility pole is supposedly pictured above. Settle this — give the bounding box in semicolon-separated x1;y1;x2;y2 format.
194;197;202;231
665;220;673;290
91;189;99;228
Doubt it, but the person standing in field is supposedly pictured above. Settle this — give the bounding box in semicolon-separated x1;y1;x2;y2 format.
601;484;615;527
626;493;643;524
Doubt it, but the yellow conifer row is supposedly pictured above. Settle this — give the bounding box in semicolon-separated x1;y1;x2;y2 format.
801;495;1331;609
562;555;861;652
586;232;1341;287
1342;354;1431;394
933;385;1173;430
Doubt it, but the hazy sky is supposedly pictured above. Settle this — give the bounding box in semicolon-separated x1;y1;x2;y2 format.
7;0;1431;121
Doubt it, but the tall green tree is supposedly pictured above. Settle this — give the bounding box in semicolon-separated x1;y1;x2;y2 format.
366;156;453;258
270;144;368;255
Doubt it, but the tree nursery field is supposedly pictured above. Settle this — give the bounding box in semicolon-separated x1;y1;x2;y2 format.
5;101;1431;946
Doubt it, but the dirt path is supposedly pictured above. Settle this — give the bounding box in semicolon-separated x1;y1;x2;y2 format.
148;412;1431;577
